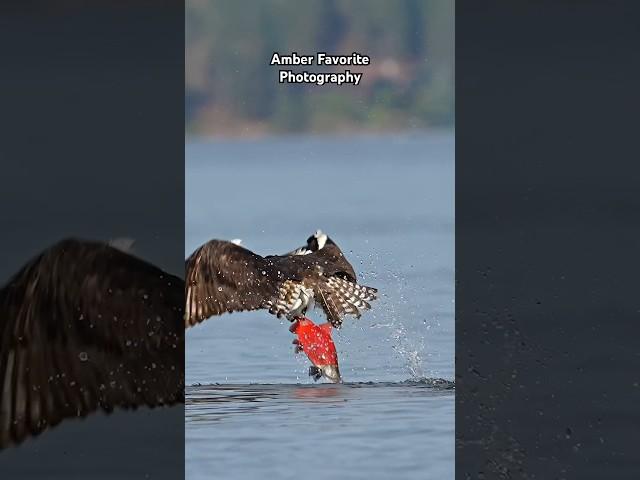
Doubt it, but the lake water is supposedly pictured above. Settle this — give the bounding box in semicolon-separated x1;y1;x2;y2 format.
185;133;455;480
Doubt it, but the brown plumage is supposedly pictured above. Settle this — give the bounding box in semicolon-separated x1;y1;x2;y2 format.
0;238;184;449
185;230;378;328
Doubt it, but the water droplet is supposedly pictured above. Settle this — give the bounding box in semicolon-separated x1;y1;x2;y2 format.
78;352;89;362
218;286;223;291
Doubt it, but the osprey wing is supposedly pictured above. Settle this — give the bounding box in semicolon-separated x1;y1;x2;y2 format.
0;238;184;449
185;240;279;326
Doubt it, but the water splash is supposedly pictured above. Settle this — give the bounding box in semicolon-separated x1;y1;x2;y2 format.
353;246;447;381
389;322;425;379
365;263;429;379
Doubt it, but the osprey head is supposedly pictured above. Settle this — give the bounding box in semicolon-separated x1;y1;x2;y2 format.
286;230;338;257
306;229;333;252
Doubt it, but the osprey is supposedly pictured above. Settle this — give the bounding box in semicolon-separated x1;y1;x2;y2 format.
185;230;378;328
0;238;184;449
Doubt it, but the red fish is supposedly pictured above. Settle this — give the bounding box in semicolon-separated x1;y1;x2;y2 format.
290;317;341;383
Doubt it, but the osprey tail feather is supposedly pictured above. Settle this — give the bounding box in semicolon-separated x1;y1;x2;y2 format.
321;276;378;327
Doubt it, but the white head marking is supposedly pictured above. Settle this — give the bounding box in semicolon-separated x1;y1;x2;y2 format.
314;229;328;250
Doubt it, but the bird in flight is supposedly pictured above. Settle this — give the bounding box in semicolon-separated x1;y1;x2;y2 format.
185;230;378;328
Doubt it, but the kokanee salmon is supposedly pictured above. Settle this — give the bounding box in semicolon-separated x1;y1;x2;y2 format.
290;317;341;383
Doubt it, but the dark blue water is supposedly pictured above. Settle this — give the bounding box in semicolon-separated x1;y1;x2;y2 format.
185;133;455;480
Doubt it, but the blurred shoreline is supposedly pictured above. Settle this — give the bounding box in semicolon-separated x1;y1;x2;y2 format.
185;126;455;142
186;1;453;138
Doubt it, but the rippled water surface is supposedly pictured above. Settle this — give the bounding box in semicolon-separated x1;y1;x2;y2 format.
186;133;454;480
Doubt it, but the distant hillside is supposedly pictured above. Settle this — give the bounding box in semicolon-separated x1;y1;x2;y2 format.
186;0;454;137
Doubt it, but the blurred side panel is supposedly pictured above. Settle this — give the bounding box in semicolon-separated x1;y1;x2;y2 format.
457;1;640;479
0;1;184;478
